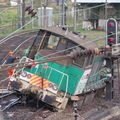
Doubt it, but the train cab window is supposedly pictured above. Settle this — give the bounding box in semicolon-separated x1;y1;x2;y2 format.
41;34;77;54
47;35;60;49
67;41;77;49
42;34;68;51
57;39;67;50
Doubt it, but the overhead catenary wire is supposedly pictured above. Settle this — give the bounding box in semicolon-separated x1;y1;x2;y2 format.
1;35;36;64
0;2;110;87
0;29;38;44
1;25;117;69
0;36;36;83
0;31;113;71
0;18;37;45
0;2;111;68
1;26;119;71
13;35;36;54
0;3;108;45
0;19;115;65
0;6;19;14
0;30;38;64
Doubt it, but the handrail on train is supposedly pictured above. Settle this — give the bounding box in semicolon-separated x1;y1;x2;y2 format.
18;56;69;99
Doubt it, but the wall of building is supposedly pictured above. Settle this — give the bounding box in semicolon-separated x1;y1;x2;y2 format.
0;0;8;5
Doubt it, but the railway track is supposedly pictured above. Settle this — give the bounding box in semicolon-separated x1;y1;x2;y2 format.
2;101;55;120
0;89;55;120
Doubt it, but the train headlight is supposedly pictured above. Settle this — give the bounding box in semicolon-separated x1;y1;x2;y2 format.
21;71;27;77
48;82;58;93
48;83;53;88
27;74;32;79
53;85;58;91
20;71;32;79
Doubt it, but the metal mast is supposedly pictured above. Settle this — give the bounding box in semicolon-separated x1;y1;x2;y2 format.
22;0;25;29
74;0;77;31
17;0;21;28
43;0;47;28
59;0;66;26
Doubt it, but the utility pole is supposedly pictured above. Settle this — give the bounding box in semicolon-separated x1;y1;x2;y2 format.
74;0;77;31
105;0;107;20
22;0;25;29
43;0;48;28
31;0;34;28
59;0;62;26
62;0;65;26
64;0;67;26
59;0;66;26
17;0;21;28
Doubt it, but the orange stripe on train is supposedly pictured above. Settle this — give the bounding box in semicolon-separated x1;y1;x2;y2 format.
31;76;40;80
30;78;42;84
31;81;41;85
29;74;49;89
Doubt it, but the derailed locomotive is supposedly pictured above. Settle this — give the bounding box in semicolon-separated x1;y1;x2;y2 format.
9;27;110;110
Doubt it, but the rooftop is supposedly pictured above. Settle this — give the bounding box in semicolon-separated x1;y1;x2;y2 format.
72;0;120;3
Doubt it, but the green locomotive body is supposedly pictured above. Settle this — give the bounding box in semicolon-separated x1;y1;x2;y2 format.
11;27;110;110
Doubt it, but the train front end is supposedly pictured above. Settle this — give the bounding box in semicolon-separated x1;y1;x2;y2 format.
9;27;111;110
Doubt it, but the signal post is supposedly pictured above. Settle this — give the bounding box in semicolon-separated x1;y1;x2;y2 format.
105;18;119;100
106;18;118;46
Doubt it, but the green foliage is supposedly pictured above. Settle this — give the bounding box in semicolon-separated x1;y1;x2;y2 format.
0;9;17;25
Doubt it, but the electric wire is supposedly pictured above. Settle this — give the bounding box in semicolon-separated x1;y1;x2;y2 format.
0;2;109;87
13;35;36;54
0;36;36;84
0;27;118;71
0;18;37;45
0;3;108;45
0;29;38;46
1;27;117;70
0;2;114;70
0;34;109;71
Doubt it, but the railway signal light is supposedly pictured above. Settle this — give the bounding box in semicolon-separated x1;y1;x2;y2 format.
25;6;37;17
106;18;118;46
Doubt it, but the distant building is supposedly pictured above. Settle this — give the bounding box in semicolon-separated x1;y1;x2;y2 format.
10;0;17;6
38;7;53;27
73;0;120;30
0;0;8;5
73;0;120;3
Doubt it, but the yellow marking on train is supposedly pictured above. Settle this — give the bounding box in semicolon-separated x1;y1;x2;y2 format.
30;78;41;84
29;74;49;89
32;81;41;85
31;76;39;80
